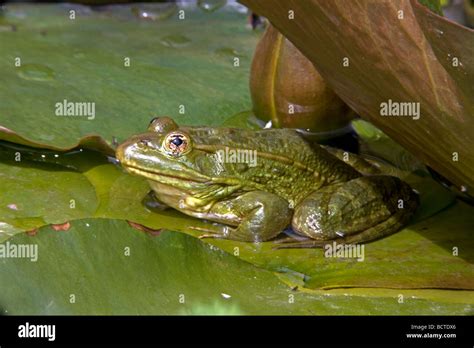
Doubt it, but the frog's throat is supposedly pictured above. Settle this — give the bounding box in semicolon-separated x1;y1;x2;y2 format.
123;164;211;183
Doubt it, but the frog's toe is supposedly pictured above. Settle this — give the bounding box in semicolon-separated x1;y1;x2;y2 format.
190;226;226;240
198;233;225;240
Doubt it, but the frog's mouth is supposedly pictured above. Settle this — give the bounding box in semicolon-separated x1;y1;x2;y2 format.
123;164;210;184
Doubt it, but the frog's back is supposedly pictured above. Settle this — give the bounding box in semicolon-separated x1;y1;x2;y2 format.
187;126;313;160
185;126;360;204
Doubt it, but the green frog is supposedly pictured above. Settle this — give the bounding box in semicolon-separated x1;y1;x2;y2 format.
116;117;419;248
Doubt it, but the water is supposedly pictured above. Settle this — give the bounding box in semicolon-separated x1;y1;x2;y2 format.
214;47;244;58
0;23;15;32
160;34;191;48
131;4;178;21
197;0;227;12
0;140;108;172
17;64;55;82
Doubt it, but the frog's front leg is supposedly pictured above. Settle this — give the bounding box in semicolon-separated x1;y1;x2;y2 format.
276;175;418;248
196;191;292;242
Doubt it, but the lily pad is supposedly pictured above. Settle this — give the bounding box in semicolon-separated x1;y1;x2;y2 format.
0;219;471;315
0;2;257;151
0;143;99;236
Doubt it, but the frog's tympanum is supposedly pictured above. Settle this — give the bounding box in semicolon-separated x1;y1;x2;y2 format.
116;117;419;248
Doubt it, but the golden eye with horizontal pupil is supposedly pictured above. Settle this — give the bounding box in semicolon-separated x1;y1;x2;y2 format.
163;132;191;156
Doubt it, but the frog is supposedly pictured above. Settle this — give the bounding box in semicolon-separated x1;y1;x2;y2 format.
115;117;419;248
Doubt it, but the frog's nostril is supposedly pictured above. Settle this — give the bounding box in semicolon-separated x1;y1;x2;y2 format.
137;140;150;148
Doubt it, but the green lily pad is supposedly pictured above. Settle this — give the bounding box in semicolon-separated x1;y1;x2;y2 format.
0;219;471;315
0;144;99;236
0;2;257;151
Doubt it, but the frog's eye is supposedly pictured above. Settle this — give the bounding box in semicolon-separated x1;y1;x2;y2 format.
163;132;191;156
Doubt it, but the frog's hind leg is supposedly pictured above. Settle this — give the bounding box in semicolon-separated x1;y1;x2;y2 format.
335;207;416;244
274;207;414;249
322;146;381;175
275;175;419;249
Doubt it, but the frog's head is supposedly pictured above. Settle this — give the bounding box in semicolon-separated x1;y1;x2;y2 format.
116;117;213;188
